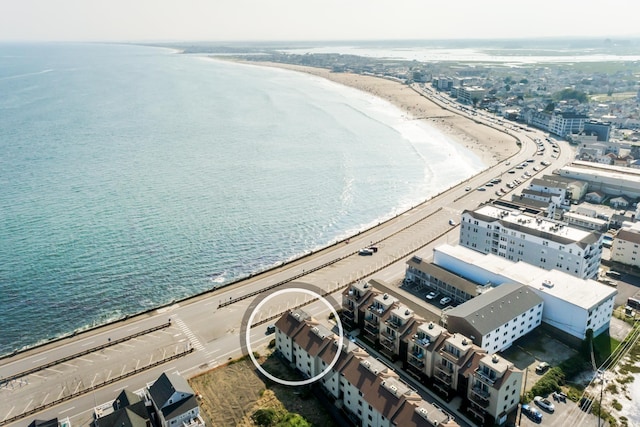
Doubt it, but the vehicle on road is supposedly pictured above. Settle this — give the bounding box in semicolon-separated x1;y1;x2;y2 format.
477;187;486;191
440;296;452;305
508;169;516;174
521;404;543;422
448;219;457;226
426;291;440;300
541;161;550;166
266;324;276;334
359;248;374;256
534;396;555;413
535;361;550;374
465;186;471;191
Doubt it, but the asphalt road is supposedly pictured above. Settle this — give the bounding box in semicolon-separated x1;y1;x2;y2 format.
0;86;575;427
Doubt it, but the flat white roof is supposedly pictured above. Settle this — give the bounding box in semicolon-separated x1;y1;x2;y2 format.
435;244;616;310
472;204;596;243
563;212;608;226
560;165;640;185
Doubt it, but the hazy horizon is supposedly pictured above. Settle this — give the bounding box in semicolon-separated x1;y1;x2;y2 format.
1;0;638;43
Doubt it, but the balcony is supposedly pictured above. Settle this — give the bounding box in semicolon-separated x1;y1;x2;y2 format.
435;362;453;378
385;318;403;330
412;336;431;349
440;347;461;362
467;404;487;422
470;387;491;407
434;370;452;386
474;368;497;385
408;354;425;370
364;323;379;336
364;315;378;327
342;308;354;320
380;337;396;352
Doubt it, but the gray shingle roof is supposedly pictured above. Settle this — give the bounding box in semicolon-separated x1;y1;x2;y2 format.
148;372;194;410
445;283;543;336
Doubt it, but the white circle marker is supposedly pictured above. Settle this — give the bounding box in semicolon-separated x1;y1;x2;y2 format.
245;288;344;386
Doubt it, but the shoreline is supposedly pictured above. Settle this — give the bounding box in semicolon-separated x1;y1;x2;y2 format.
240;61;518;167
2;57;521;359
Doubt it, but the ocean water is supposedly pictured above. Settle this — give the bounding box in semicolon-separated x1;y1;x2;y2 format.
0;43;483;356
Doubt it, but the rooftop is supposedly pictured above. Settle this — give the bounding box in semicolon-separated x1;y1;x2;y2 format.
435;244;616;311
465;204;600;247
445;283;543;336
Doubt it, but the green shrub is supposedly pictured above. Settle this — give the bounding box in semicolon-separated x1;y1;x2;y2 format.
253;408;277;426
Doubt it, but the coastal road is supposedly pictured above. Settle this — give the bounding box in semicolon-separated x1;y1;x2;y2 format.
1;85;571;427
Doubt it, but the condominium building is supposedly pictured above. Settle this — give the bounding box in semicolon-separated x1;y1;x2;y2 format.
274;310;459;427
460;203;603;279
611;224;640;268
443;283;543;353
362;292;400;346
548;112;588;137
433;244;616;340
467;354;523;425
342;280;375;330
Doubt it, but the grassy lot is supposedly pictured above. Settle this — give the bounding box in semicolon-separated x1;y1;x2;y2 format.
590;92;638;102
189;350;337;427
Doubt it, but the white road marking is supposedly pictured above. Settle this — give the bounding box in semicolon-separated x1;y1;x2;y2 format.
31;357;47;364
31;373;47;379
127;326;139;332
59;406;75;414
46;367;64;374
78;357;93;363
23;399;33;413
119;343;134;348
3;406;14;421
163;366;176;373
57;386;66;400
205;349;220;356
172;317;205;351
91;373;98;387
80;341;95;347
61;362;76;368
73;382;81;394
41;393;50;406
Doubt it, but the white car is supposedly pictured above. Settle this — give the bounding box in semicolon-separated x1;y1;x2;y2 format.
440;296;452;305
426;291;440;300
534;396;555;413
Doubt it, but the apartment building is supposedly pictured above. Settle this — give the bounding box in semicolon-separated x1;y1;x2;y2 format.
433;244;616;340
274;310;459;427
405;255;490;304
443;283;543;353
342;280;375;330
548;112;588;137
611;224;640;268
460;203;603;279
558;161;640;199
467;354;523;425
362;292;399;346
379;304;421;361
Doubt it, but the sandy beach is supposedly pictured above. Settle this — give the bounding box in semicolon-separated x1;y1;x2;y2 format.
248;62;518;167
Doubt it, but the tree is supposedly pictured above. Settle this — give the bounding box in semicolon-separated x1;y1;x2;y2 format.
275;413;311;427
544;102;555;112
253;408;278;426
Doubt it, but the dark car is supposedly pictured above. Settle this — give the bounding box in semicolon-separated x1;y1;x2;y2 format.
521;404;542;422
266;324;276;334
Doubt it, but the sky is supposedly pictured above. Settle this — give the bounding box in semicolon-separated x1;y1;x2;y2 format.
0;0;638;42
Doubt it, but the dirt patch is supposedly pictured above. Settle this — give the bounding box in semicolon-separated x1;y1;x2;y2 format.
500;328;578;392
188;351;337;427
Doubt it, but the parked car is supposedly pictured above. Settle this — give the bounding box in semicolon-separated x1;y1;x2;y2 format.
552;391;567;402
448;219;457;226
534;396;555;413
266;324;276;334
477;187;486;191
521;404;542;422
358;248;373;256
440;296;452;305
426;291;440;300
535;362;550;374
